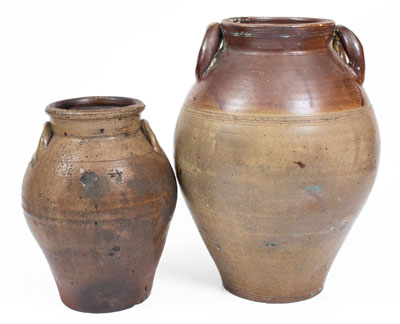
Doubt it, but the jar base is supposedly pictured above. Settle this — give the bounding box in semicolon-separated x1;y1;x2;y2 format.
223;284;324;303
59;291;151;313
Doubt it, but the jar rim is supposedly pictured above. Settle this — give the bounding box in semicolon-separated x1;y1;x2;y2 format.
45;96;145;120
221;17;335;39
222;17;335;28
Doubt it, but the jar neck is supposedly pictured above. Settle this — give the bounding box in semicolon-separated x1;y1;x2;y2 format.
221;17;335;52
50;115;141;138
45;96;144;137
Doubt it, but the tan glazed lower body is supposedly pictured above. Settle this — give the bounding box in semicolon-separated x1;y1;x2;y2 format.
175;105;379;303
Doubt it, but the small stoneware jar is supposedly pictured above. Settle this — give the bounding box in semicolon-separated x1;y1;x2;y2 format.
22;96;177;312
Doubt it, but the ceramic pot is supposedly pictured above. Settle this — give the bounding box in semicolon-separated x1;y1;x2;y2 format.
22;96;177;312
174;17;379;302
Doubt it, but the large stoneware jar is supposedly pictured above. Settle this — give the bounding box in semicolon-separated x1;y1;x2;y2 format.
22;96;177;312
174;17;379;302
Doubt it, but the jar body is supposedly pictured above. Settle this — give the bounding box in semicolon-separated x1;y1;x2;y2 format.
174;18;379;302
22;97;177;312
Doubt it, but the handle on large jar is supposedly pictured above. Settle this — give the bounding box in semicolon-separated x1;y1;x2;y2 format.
195;22;222;81
333;25;365;85
35;121;53;161
141;119;161;154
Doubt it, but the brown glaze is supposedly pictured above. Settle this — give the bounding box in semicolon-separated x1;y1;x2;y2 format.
175;17;379;303
22;96;177;312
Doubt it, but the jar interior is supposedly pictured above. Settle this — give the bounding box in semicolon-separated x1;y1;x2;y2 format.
53;97;140;111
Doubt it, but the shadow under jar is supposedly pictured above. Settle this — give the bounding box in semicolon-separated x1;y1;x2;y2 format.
174;17;380;302
22;96;177;312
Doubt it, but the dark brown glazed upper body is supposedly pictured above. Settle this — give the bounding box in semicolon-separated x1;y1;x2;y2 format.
22;97;177;312
189;17;367;115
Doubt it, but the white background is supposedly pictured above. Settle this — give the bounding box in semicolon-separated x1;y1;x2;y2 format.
0;0;399;323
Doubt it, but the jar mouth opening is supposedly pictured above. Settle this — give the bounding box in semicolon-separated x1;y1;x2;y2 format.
46;96;145;120
222;17;335;28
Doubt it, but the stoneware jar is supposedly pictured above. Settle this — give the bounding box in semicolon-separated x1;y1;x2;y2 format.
22;96;177;312
174;17;379;302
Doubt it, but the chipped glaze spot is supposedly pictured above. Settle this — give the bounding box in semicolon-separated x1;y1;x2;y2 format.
305;185;323;192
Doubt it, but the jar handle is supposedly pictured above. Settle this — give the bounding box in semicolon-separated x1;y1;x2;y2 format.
35;121;53;161
195;22;222;81
333;25;365;85
141;119;161;154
